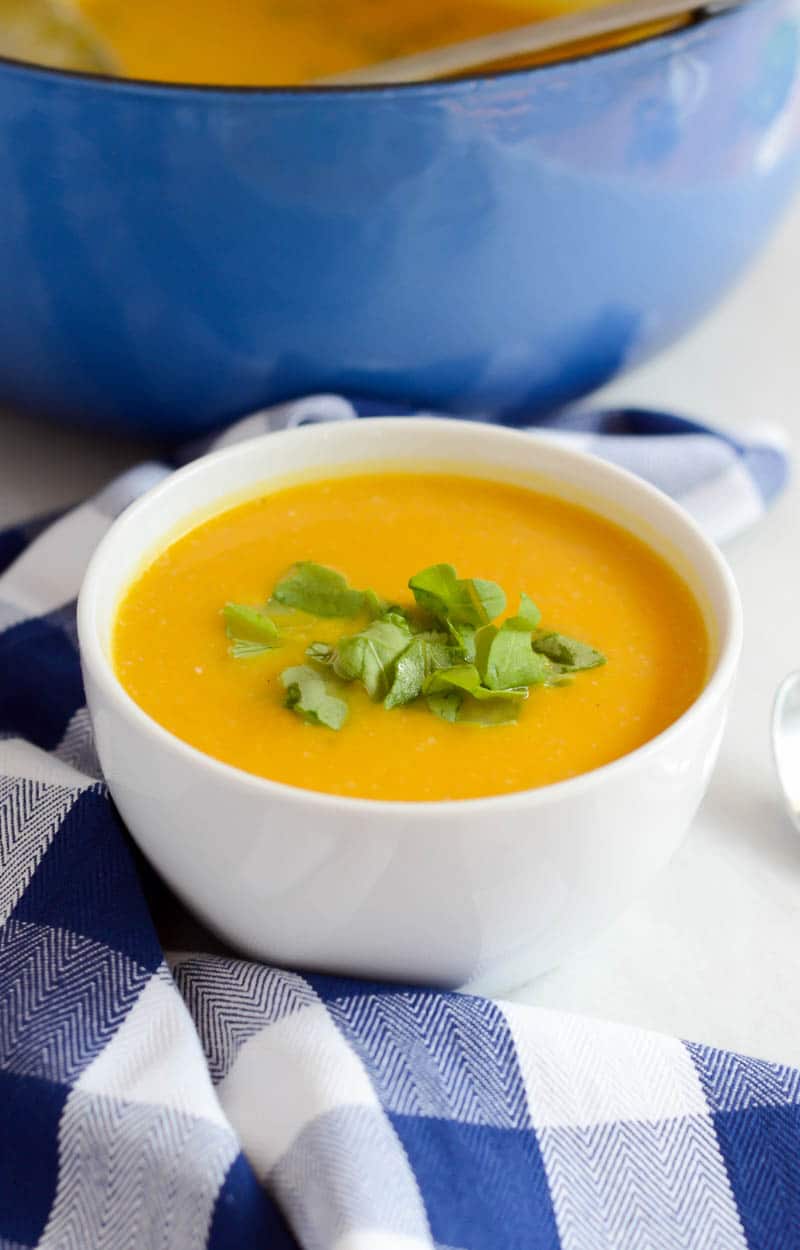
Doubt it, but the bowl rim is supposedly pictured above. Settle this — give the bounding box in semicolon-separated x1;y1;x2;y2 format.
78;417;742;816
0;7;722;99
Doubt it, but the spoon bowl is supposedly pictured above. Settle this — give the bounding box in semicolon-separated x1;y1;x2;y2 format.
772;671;800;832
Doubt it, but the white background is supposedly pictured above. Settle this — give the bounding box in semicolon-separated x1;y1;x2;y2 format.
2;197;799;1066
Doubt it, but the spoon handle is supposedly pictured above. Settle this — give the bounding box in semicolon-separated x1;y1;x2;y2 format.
315;0;744;86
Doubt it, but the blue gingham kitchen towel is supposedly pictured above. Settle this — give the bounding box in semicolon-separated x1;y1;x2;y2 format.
1;397;797;1250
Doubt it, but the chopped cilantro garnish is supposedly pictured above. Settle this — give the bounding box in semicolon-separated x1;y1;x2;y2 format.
224;603;280;657
306;641;336;665
474;622;552;691
425;663;528;702
281;665;348;730
446;620;477;662
224;559;606;732
384;633;457;709
409;563;506;629
505;592;542;631
273;561;366;618
532;632;606;671
425;665;528;726
332;619;412;701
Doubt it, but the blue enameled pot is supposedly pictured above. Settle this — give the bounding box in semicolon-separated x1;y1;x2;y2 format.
0;0;799;437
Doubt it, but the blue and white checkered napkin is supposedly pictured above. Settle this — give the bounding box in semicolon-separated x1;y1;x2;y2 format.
1;398;797;1250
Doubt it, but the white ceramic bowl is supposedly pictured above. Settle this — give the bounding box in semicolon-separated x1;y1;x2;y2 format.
78;418;741;994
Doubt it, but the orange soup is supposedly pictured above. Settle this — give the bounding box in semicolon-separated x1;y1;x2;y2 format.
3;0;683;86
113;471;708;802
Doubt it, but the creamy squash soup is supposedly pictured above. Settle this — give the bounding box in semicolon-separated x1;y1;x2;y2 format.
2;0;684;85
113;471;708;802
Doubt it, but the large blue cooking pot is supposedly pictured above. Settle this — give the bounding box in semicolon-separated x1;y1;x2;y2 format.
0;0;799;438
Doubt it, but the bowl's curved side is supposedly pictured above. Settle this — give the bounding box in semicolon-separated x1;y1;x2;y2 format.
83;649;732;991
1;0;799;436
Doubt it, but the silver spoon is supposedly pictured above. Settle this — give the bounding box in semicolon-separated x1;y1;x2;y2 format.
315;0;745;86
772;671;800;832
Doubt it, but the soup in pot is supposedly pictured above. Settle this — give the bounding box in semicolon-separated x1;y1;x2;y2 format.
0;0;682;85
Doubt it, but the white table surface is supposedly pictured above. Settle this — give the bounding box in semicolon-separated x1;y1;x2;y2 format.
3;200;800;1068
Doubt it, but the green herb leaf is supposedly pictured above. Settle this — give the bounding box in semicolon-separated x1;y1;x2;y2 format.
333;620;412;701
449;696;523;726
281;665;348;730
363;588;387;619
446;620;477;662
474;623;552;690
272;562;365;618
306;641;336;665
544;667;575;688
504;592;542;631
382;609;415;631
426;691;462;723
362;590;418;632
384;633;456;709
242;556;605;732
409;564;506;628
224;603;280;656
424;665;527;726
424;664;527;701
532;632;606;671
228;639;269;658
